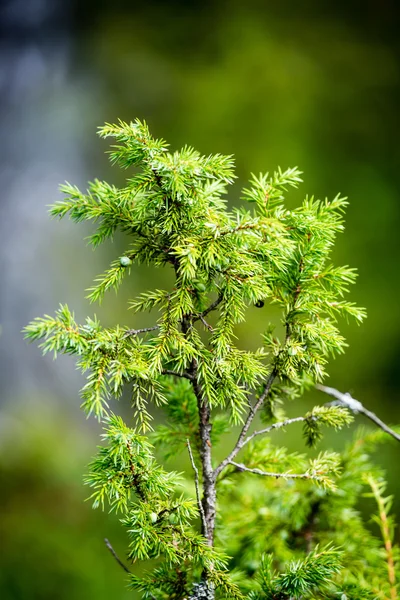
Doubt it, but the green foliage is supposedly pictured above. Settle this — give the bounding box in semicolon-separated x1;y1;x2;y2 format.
303;405;354;448
26;119;398;599
255;546;342;599
218;429;400;599
86;415;239;599
363;475;399;599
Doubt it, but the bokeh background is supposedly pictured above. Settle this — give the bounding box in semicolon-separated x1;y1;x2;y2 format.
1;0;400;598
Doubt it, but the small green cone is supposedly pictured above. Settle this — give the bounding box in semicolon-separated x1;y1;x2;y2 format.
120;256;132;267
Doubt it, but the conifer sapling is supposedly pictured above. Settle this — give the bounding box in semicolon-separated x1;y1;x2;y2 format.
25;119;399;599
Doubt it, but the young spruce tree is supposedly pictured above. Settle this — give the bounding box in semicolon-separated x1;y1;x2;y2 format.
25;120;399;599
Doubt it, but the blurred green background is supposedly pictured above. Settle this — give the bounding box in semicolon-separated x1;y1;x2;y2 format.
1;0;400;597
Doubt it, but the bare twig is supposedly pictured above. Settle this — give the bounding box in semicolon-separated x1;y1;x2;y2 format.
214;415;309;484
199;315;214;332
243;416;307;447
316;384;400;443
104;538;131;574
124;325;159;338
198;295;223;319
214;369;277;478
187;439;208;538
217;223;259;237
161;370;194;381
230;461;320;481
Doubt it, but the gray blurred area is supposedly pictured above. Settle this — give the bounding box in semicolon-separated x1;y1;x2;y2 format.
0;0;89;405
0;1;400;598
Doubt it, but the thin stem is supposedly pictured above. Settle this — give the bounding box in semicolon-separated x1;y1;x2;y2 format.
199;315;214;332
161;370;194;381
229;461;321;481
217;223;259;237
316;384;400;443
214;369;277;478
243;416;306;447
104;538;131;574
187;439;208;538
198;295;223;319
124;325;159;337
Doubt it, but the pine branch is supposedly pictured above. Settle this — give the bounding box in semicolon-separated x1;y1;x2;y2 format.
316;384;400;443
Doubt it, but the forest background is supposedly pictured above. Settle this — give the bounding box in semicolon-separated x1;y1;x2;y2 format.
0;1;399;598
